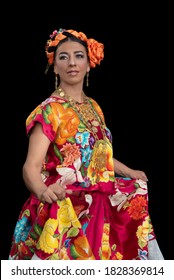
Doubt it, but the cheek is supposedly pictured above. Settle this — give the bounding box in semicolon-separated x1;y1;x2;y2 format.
54;62;67;73
80;61;89;72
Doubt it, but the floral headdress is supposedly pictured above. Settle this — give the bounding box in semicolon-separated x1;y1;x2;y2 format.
45;28;104;69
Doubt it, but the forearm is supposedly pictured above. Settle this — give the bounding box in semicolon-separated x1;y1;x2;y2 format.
113;158;148;181
22;162;47;198
113;158;131;177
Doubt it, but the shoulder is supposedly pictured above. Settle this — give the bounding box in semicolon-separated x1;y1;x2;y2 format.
88;97;105;122
29;96;65;116
88;97;101;107
40;96;64;107
26;96;61;140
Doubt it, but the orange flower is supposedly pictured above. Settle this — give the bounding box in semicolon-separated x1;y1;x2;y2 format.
127;196;147;220
47;103;80;145
87;39;104;68
60;143;81;166
45;28;104;68
73;236;95;260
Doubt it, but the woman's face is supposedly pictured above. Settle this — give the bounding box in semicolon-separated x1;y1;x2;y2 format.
54;40;90;85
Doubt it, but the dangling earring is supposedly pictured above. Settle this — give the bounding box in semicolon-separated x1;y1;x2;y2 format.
55;74;58;89
86;72;89;87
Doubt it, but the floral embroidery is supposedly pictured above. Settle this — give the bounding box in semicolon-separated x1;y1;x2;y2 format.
56;158;84;187
37;218;58;254
60;143;81;166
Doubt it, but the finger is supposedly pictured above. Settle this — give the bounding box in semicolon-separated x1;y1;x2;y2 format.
66;189;73;194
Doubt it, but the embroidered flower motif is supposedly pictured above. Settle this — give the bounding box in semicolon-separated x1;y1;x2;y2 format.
56;157;84;187
37;218;58;254
47;103;80;145
60;143;81;166
101;223;111;260
87;140;114;184
127;196;147;220
14;216;31;243
71;236;95;260
136;217;153;249
57;198;81;233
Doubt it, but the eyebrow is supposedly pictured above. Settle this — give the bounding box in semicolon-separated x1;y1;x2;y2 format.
58;50;84;55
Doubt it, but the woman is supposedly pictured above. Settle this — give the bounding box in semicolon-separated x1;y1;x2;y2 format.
9;28;164;260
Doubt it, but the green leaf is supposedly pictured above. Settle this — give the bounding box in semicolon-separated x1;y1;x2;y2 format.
111;244;116;251
29;247;35;253
51;254;59;260
78;122;86;132
67;137;75;143
34;224;43;236
63;102;71;109
53;144;63;162
45;104;52;114
53;234;60;238
30;231;38;240
25;239;34;246
80;165;86;177
67;227;79;237
134;183;140;189
61;227;69;235
70;244;80;259
42;110;50;124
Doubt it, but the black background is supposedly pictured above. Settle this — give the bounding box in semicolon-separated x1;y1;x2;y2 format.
1;3;172;260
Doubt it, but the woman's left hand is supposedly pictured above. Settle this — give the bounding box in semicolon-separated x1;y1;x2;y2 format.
128;169;148;182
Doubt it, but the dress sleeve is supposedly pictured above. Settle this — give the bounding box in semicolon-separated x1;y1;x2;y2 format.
90;98;105;123
25;98;59;142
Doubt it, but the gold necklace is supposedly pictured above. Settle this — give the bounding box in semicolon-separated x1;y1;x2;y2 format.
53;87;108;142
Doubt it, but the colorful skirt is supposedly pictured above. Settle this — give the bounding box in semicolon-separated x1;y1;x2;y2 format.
8;178;162;260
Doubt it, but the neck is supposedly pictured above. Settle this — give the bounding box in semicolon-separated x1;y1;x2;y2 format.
54;86;85;103
59;84;84;103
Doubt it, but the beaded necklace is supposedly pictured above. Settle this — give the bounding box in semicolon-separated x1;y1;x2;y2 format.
53;87;108;142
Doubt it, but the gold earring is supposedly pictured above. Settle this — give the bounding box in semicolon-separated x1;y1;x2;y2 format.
55;74;58;89
86;72;89;87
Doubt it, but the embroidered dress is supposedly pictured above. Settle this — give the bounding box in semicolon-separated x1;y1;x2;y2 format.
9;96;163;260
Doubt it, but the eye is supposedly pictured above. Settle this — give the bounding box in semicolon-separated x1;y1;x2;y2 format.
59;54;68;60
76;53;84;58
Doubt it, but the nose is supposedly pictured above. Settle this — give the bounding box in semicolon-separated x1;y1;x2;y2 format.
69;56;76;66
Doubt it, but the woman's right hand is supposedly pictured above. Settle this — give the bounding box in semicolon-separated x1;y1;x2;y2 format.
38;183;66;203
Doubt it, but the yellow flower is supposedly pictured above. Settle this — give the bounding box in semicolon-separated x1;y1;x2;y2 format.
136;217;152;249
87;140;114;184
101;223;111;260
57;198;81;233
37;218;58;254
